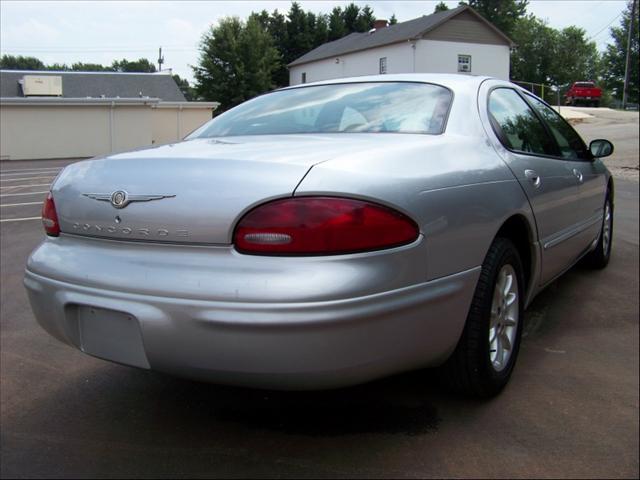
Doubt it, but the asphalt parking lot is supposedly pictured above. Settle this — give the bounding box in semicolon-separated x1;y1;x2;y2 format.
1;155;638;478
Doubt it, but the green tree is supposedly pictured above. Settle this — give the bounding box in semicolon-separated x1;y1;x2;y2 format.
267;9;289;87
251;9;270;29
193;16;280;111
460;0;528;38
172;74;195;100
509;14;558;86
46;63;70;71
111;58;156;73
434;2;450;13
552;26;600;86
602;0;639;103
0;54;45;70
71;62;112;71
356;5;376;32
389;14;398;25
314;14;329;47
328;7;347;40
267;9;288;50
343;3;361;32
285;2;313;65
305;11;318;45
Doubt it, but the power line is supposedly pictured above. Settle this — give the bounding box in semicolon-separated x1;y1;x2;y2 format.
566;0;606;28
1;43;194;49
588;10;624;41
0;47;196;53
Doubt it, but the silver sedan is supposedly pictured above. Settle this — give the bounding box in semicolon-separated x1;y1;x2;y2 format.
25;74;614;396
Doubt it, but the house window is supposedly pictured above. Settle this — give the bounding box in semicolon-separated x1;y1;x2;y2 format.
301;72;307;84
379;57;387;74
458;55;472;73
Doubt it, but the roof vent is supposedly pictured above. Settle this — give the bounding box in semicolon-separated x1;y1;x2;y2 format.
21;75;62;96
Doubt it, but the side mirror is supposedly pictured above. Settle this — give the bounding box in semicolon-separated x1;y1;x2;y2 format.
589;139;614;158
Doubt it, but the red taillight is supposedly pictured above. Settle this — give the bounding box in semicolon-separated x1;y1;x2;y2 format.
42;192;60;237
234;197;419;255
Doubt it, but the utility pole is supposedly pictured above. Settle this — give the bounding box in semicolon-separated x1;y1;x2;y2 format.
622;0;637;109
158;47;165;73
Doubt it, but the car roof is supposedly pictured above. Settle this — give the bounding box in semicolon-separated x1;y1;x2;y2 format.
280;73;493;92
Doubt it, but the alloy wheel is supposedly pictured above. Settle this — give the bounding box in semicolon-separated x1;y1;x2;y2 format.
489;264;519;372
602;200;612;254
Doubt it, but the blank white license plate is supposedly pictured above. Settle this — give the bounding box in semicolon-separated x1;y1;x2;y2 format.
78;306;150;369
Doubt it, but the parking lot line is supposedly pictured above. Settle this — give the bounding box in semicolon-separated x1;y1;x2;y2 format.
0;191;48;198
1;176;56;183
0;184;51;191
0;170;60;180
0;202;43;208
0;167;61;174
0;216;41;223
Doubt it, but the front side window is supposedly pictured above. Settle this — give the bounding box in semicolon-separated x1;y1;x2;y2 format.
488;88;556;156
188;82;453;138
458;55;471;73
379;57;387;74
525;94;589;160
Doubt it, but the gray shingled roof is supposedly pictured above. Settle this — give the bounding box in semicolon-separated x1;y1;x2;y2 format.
0;70;186;101
288;6;512;67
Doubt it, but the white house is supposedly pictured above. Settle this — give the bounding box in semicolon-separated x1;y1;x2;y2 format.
288;5;513;85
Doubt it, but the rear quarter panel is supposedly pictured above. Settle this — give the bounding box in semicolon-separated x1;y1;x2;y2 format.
294;134;537;282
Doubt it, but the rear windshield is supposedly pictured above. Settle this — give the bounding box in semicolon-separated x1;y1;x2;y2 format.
188;82;453;138
575;82;595;88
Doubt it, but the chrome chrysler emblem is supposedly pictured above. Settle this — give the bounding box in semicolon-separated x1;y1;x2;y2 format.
111;190;127;208
83;190;175;209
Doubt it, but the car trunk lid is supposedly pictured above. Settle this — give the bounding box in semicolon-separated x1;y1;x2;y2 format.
51;137;331;244
51;134;403;244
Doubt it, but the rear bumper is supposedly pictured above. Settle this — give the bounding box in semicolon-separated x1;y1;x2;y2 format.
24;234;479;389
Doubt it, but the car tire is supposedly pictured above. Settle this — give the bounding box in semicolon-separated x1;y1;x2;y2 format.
440;237;525;397
583;193;613;269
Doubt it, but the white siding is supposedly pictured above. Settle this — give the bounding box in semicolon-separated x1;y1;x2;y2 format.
0;103;214;160
0;105;112;160
288;38;510;85
289;42;414;85
415;39;510;80
151;107;213;146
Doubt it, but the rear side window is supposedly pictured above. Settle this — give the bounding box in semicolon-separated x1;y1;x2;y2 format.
525;94;589;160
488;88;556;156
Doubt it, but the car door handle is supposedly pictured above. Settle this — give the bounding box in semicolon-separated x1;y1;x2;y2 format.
572;168;584;183
524;169;541;188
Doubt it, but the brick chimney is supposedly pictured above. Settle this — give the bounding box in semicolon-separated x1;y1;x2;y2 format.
374;19;388;30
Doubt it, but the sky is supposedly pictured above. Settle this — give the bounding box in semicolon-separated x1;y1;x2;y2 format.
0;1;629;82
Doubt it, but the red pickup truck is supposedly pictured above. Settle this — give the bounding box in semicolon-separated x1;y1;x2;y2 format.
565;82;602;107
